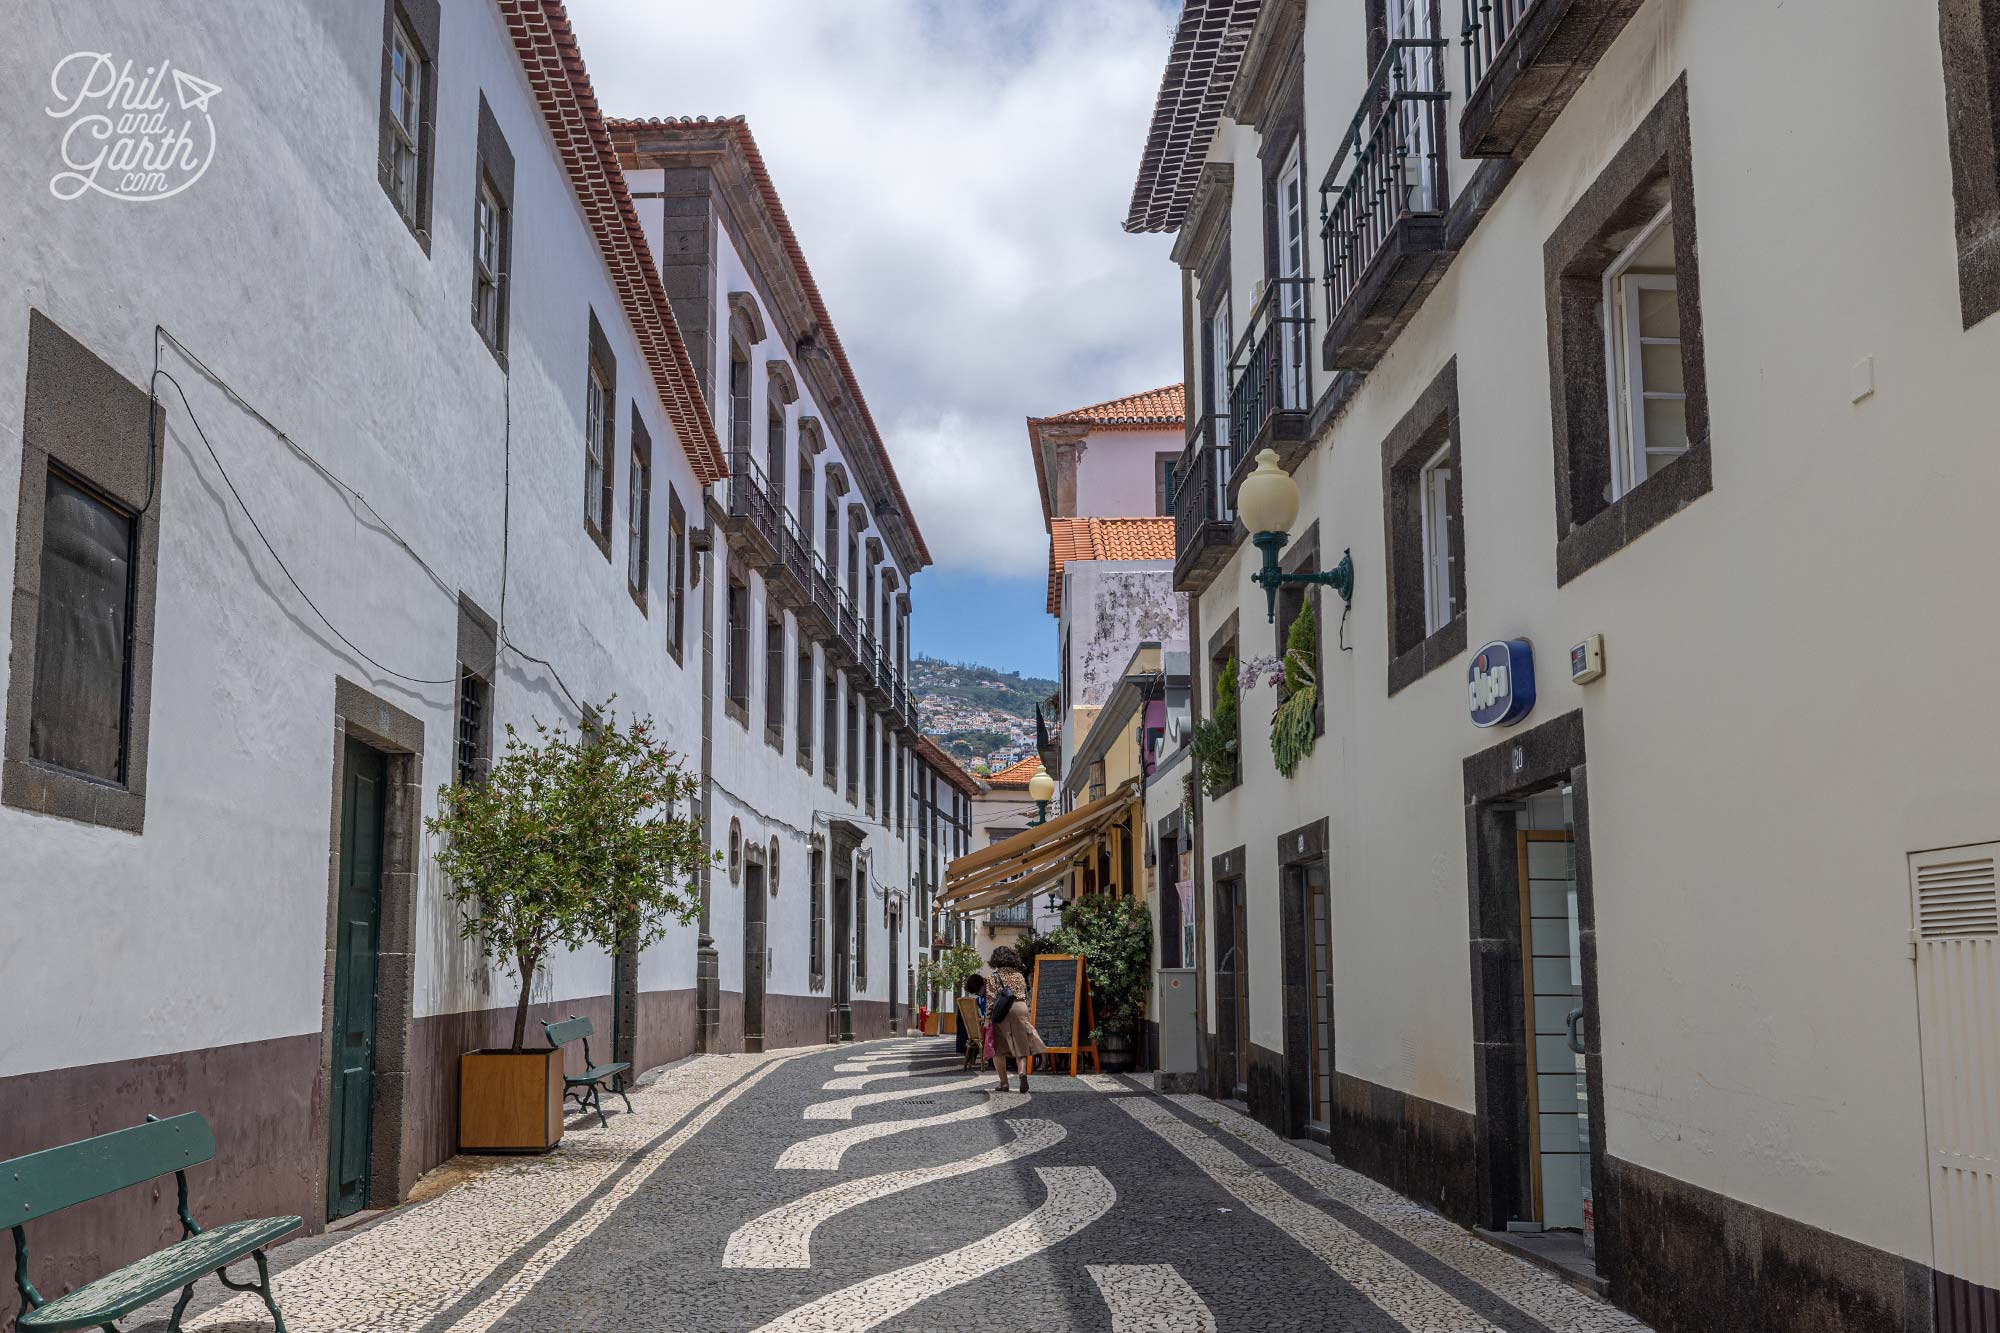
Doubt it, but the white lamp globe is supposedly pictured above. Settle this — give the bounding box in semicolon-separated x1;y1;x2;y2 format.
1237;448;1300;536
1027;766;1057;804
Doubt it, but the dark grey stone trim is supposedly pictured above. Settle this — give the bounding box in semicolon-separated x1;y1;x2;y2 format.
1441;158;1520;253
4;310;163;834
376;0;440;251
1599;1151;1935;1333
583;309;617;560
1275;817;1329;1137
1458;0;1645;161
727;291;767;348
455;594;497;781
1332;1071;1482;1226
1544;75;1710;586
665;485;688;664
1938;0;2000;328
1460;710;1609;1259
471;94;514;366
323;678;424;1213
628;408;651;614
1381;358;1468;696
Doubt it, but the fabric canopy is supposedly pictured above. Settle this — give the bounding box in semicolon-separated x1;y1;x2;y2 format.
938;780;1138;911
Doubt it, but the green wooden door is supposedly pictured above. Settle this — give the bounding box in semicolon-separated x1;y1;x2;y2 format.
328;738;386;1220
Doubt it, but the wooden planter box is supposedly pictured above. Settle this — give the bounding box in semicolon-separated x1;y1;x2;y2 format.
459;1049;564;1153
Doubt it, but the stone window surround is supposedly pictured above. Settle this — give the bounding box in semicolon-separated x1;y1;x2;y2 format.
376;0;440;251
454;594;498;784
319;677;424;1211
795;643;815;774
1276;816;1330;1140
764;609;785;753
665;485;687;664
1204;608;1242;799
583;308;617;560
1382;358;1468;696
1938;0;2000;329
627;407;650;614
471;93;515;365
4;310;163;834
1544;74;1710;586
724;566;750;729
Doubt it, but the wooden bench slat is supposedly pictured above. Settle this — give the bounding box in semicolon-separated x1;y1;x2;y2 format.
0;1113;215;1227
18;1214;300;1329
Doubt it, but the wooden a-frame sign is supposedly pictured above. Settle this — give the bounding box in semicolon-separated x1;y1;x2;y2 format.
1029;953;1100;1074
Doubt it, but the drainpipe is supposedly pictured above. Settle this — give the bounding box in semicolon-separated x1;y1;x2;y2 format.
695;509;720;1054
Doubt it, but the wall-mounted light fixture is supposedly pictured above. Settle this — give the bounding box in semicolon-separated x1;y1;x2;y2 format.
1237;449;1352;624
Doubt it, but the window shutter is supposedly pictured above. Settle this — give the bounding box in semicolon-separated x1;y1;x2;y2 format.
1910;845;2000;939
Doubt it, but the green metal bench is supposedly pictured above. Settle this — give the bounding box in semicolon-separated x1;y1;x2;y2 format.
543;1014;632;1128
3;1112;299;1331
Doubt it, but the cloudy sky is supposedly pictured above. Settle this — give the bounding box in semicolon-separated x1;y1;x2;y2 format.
566;0;1182;679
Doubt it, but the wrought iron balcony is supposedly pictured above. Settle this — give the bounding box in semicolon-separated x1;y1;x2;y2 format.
722;448;781;564
986;901;1035;929
1318;37;1451;371
1227;277;1314;476
1459;0;1642;159
766;508;813;609
836;588;859;664
1168;414;1236;595
800;549;839;639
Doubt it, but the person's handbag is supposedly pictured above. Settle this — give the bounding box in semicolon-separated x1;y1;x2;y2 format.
987;983;1017;1025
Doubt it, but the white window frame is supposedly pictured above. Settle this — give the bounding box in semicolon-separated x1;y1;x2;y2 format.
584;365;609;528
1601;205;1686;500
1418;442;1456;635
627;446;648;593
473;177;503;343
1276;141;1309;410
387;20;423;222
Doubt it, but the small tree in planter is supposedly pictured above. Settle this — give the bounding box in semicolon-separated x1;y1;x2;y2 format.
428;704;709;1149
1048;895;1153;1071
916;942;984;1031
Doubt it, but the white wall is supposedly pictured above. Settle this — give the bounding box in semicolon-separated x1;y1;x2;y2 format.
0;0;705;1080
1058;560;1185;762
1183;0;1994;1265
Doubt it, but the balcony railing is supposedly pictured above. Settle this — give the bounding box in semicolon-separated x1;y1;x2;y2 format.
1461;0;1536;96
1227;277;1314;472
807;550;839;630
1167;414;1237;594
725;448;781;557
836;588;858;659
987;901;1034;929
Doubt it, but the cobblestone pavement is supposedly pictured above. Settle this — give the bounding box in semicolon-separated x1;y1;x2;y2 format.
131;1037;1653;1332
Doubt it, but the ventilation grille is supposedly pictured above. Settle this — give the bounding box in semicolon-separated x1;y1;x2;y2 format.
1915;854;2000;939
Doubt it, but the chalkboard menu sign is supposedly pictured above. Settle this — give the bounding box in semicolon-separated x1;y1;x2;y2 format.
1029;954;1099;1074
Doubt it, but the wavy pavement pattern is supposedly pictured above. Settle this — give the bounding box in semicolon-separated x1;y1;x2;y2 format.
804;1074;994;1120
1171;1096;1649;1332
1087;1264;1217;1333
749;1166;1116;1333
1115;1097;1509;1333
725;1118;1066;1268
777;1095;1026;1170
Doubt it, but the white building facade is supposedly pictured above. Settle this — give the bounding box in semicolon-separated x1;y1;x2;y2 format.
617;116;934;1051
1131;1;2000;1329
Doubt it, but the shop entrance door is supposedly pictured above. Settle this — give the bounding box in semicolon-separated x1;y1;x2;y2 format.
1516;795;1591;1233
1304;860;1334;1131
1214;876;1250;1099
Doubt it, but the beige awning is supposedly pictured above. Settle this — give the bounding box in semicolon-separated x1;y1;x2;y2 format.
938;780;1137;911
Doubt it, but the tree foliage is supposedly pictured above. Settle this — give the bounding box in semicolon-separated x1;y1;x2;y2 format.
426;704;711;1052
916;942;984;1000
1048;894;1154;1040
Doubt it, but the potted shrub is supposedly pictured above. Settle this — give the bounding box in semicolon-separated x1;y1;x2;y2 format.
428;705;708;1152
1190;654;1240;797
1049;895;1153;1073
1263;600;1320;779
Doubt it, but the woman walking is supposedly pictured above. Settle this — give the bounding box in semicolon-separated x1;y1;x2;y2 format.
985;946;1046;1093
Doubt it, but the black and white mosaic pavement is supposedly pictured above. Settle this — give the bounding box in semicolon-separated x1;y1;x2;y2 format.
131;1038;1653;1332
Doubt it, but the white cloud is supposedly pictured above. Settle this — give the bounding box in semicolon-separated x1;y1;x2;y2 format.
565;0;1183;576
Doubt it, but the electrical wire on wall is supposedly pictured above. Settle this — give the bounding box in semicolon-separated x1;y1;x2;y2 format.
150;325;592;715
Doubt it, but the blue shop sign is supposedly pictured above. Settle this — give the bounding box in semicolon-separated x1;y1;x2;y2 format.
1468;638;1536;729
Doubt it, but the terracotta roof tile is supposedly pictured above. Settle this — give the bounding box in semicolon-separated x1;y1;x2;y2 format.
917;735;985;796
1045;384;1186;429
606;115;929;567
496;2;724;483
984;755;1044;789
1047;516;1177;616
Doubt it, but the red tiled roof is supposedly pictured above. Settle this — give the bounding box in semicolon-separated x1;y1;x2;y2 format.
1045;384;1186;429
1026;385;1186;525
984;755;1044;789
917;735;985;796
1125;0;1262;233
605;115;930;568
496;1;724;483
1047;517;1177;616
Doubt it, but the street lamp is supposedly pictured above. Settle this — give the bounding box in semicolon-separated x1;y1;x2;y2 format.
1237;448;1353;624
1027;764;1056;826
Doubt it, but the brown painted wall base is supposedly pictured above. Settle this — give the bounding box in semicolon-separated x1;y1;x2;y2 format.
1598;1153;1934;1333
0;985;699;1315
0;1034;322;1309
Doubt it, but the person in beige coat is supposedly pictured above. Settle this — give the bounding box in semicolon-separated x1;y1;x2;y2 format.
985;945;1047;1093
